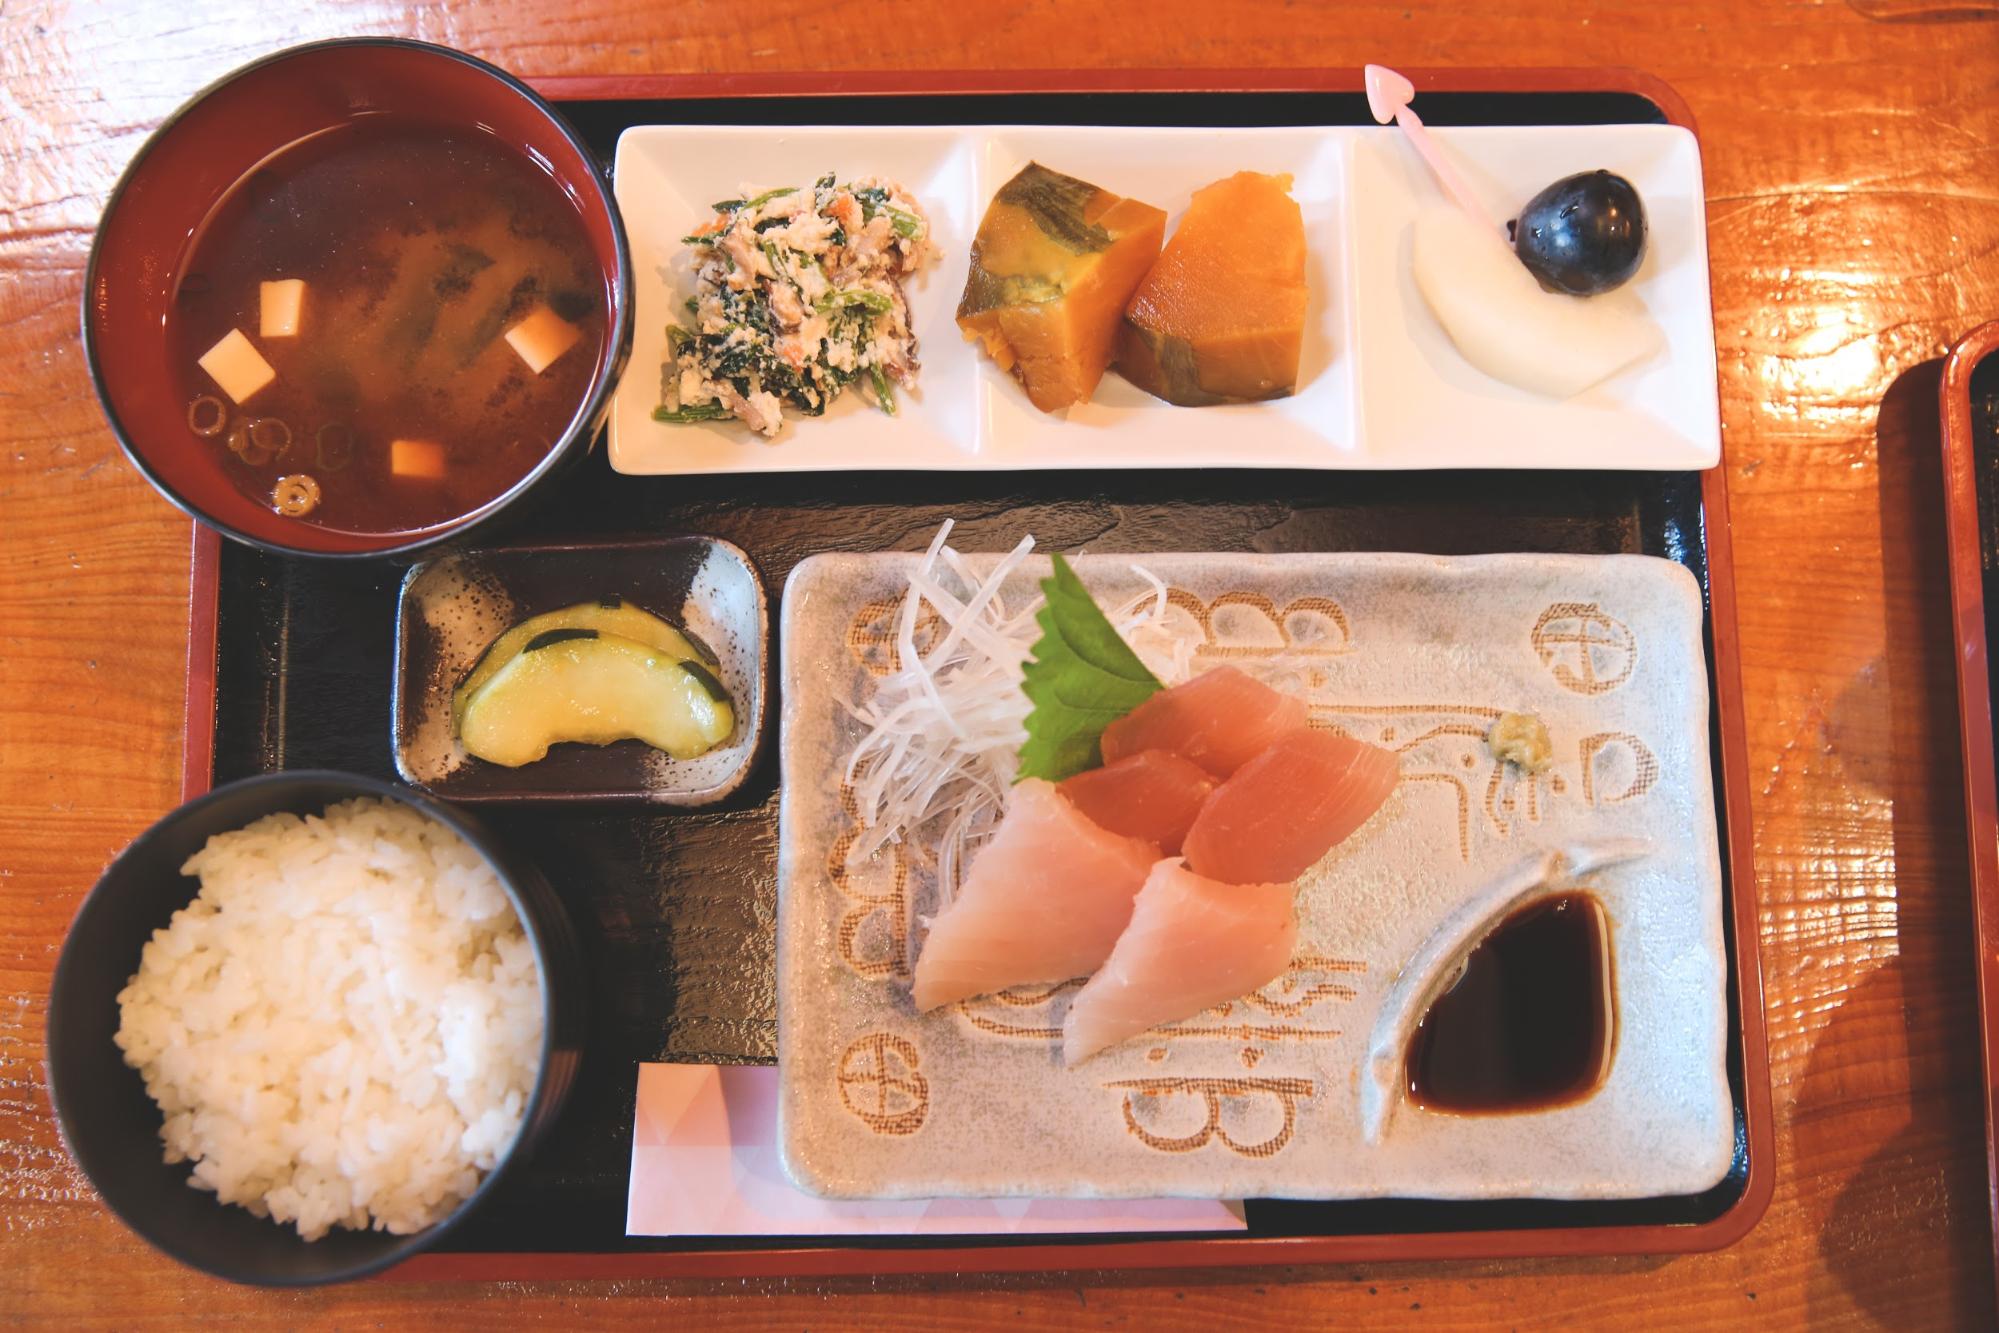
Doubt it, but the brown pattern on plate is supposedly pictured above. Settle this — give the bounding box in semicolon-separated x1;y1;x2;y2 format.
1532;602;1638;695
836;1033;929;1136
1107;1077;1317;1157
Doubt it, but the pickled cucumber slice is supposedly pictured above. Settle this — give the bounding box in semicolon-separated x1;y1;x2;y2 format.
457;627;735;767
452;596;715;732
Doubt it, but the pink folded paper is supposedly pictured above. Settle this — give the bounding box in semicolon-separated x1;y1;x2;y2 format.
627;1062;1247;1237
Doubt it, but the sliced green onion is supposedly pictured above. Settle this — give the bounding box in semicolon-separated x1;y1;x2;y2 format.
869;366;897;416
709;185;797;215
814;288;893;316
653;401;734;424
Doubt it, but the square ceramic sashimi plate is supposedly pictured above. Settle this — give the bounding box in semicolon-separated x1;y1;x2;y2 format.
776;549;1734;1201
610;122;1717;475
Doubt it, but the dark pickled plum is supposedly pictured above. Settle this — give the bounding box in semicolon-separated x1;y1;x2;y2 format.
1509;170;1647;296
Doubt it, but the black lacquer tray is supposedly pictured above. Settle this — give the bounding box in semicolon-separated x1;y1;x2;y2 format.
178;70;1771;1279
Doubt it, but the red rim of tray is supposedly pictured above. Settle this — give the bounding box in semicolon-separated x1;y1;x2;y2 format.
1939;319;1999;1286
174;62;1773;1280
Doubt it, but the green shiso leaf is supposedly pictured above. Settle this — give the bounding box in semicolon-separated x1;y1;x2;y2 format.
1015;553;1162;783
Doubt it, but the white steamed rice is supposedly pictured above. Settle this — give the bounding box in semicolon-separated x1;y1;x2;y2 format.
113;796;544;1241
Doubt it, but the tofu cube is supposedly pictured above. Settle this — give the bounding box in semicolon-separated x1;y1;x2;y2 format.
504;305;582;375
390;438;447;480
259;279;305;337
197;328;275;404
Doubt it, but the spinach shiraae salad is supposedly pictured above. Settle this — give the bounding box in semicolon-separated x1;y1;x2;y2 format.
657;174;936;437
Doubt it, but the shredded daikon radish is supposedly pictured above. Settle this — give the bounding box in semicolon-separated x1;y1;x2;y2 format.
1110;564;1194;686
844;523;1036;870
842;525;1185;971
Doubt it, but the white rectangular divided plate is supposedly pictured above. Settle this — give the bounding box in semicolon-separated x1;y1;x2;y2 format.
776;551;1734;1201
611;123;1717;475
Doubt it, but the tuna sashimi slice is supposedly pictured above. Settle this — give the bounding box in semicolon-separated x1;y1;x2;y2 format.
1057;750;1217;856
1063;858;1297;1065
910;779;1159;1012
1182;728;1400;885
1099;665;1310;778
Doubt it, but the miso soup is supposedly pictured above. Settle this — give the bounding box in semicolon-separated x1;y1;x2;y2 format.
168;119;607;534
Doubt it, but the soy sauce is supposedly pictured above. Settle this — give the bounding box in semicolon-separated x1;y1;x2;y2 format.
1405;892;1615;1113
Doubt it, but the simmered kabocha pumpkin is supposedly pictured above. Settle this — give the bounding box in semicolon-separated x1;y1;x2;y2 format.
457;628;734;767
1115;171;1307;406
956;163;1167;412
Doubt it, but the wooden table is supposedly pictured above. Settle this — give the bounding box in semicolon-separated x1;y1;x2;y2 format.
6;0;1998;1324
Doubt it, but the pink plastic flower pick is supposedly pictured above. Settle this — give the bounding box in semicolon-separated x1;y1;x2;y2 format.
1365;64;1499;233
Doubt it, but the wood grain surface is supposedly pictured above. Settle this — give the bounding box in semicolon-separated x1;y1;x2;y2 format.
4;0;1998;1325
